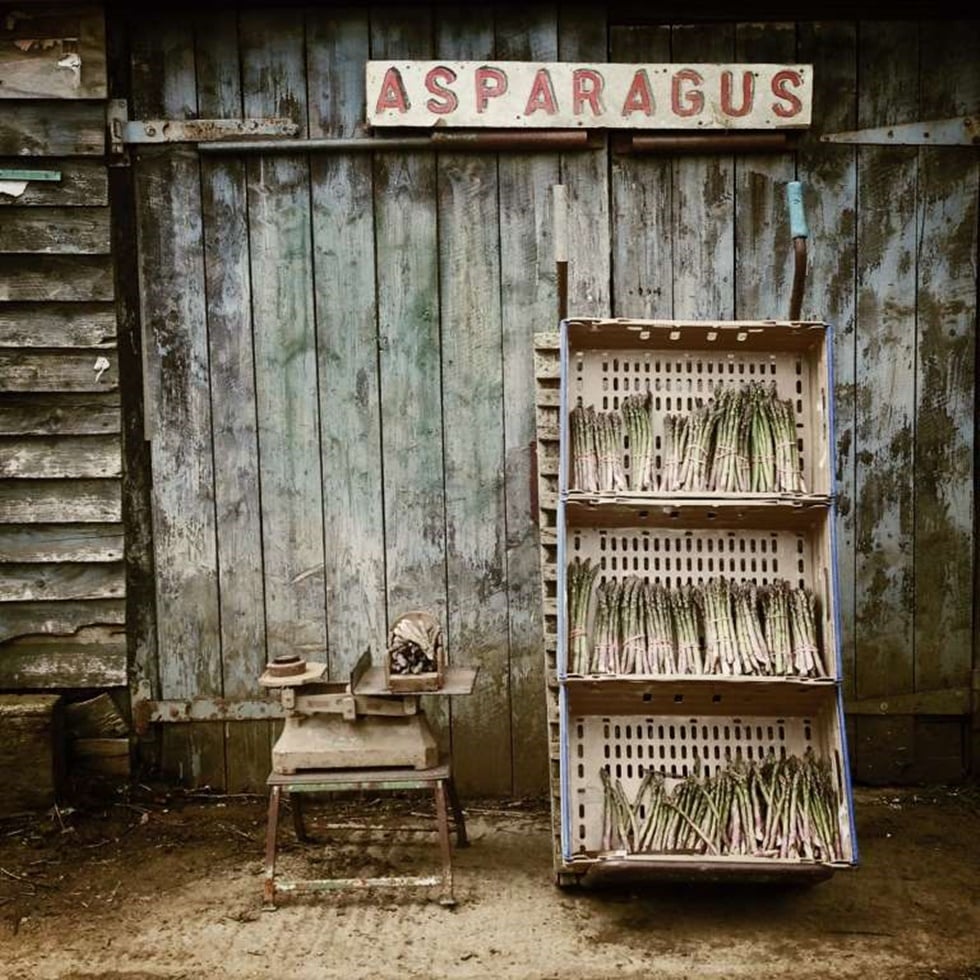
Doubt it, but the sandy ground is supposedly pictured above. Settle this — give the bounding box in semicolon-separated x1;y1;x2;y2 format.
0;785;977;980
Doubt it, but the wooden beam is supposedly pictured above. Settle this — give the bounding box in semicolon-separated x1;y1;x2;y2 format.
0;102;106;155
845;688;970;716
0;302;117;348
0;351;118;392
0;478;121;522
0;636;126;687
0;434;121;478
0;598;125;644
0;561;124;602
0;254;114;301
0;206;111;254
0;392;120;435
0;158;107;206
0;522;123;562
0;695;62;816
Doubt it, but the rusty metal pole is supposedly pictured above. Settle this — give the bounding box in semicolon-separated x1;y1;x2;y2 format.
553;184;568;321
787;181;808;321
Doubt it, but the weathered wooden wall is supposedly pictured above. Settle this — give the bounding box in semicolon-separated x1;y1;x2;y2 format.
120;5;977;793
0;4;127;693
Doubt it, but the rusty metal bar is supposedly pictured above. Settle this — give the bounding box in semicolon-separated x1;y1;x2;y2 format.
622;133;794;155
198;130;594;155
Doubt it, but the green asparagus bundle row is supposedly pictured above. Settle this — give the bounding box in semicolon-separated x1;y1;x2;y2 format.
570;403;628;492
601;749;844;861
568;569;827;678
572;382;805;494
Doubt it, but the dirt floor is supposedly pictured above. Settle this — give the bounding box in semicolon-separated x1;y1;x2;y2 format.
0;783;977;980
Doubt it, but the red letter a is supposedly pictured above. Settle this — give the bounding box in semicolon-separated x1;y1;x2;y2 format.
375;67;410;113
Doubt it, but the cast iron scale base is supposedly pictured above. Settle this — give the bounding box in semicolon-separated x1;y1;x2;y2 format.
259;649;477;908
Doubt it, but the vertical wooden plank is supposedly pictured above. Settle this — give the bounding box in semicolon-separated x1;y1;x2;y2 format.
496;1;557;797
914;20;977;778
196;11;270;793
434;9;511;796
609;24;672;319
733;22;796;320
241;12;326;663
306;8;386;678
797;21;858;704
371;11;448;734
558;4;609;316
852;21;919;783
670;24;736;319
130;16;223;787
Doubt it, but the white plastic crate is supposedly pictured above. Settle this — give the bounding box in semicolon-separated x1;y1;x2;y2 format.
561;502;839;681
566;701;855;865
563;319;831;497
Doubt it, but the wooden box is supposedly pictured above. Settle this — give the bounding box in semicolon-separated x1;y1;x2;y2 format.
385;611;446;693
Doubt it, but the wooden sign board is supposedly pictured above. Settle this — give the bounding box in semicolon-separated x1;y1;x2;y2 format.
367;62;812;130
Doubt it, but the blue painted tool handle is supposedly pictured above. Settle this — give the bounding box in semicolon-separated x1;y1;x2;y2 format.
787;181;808;239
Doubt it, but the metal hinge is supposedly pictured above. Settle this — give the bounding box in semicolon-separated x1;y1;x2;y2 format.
107;99;299;155
821;116;978;146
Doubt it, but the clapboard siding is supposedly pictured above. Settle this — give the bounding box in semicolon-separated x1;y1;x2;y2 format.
0;101;106;155
0;351;117;393
0;523;123;562
0;392;120;435
0;303;117;348
0;4;121;692
118;5;977;791
0;206;111;254
0;159;108;206
0;4;107;99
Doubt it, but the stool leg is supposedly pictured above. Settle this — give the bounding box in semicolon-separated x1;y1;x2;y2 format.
263;785;281;910
433;781;455;907
291;792;310;842
446;778;468;848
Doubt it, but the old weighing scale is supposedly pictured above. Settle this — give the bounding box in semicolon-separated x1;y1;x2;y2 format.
259;613;477;907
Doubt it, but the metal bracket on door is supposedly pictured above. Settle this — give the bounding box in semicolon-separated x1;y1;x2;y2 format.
821;116;978;146
107;98;299;155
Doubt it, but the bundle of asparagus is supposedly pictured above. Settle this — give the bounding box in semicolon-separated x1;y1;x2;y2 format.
570;403;628;492
567;567;826;678
600;749;843;861
621;393;655;491
567;557;600;675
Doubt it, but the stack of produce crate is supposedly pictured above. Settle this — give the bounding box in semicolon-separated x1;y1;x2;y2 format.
534;318;857;885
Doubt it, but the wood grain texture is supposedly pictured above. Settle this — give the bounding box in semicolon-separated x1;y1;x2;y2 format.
0;255;113;301
0;303;116;348
0;392;120;435
307;7;386;679
371;7;450;750
558;5;609;316
196;9;269;793
0;101;105;155
912;19;977;696
0;478;120;522
435;8;512;796
0;637;125;688
853;20;917;701
0;158;107;206
0;523;123;562
670;24;736;319
131;20;222;715
0;351;118;393
0;598;124;644
242;10;326;663
0;434;120;478
0;561;124;602
0;206;110;254
0;694;60;816
610;24;672;319
371;8;448;639
495;2;556;796
0;5;106;99
796;21;858;699
733;22;795;320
